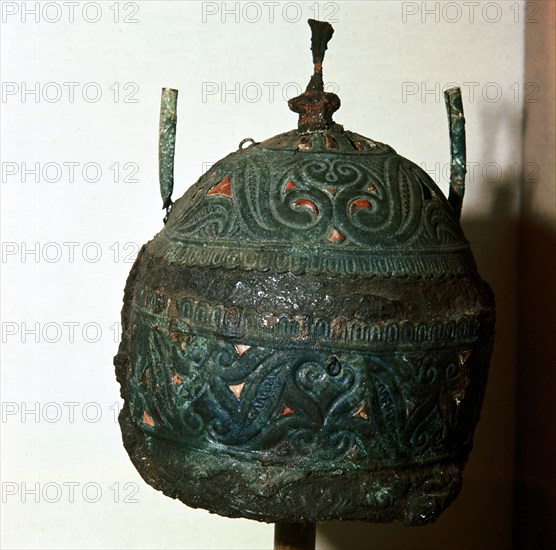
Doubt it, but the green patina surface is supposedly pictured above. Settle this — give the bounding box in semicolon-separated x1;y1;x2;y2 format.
115;19;495;525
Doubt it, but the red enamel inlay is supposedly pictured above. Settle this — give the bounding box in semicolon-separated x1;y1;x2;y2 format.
172;373;183;385
279;405;294;416
294;198;318;215
367;183;377;193
143;411;155;427
458;351;472;365
324;135;337;150
207;175;232;197
234;344;251;357
229;382;245;400
328;228;345;242
353;403;369;420
350;198;372;213
353;141;364;151
285;180;297;191
297;137;312;150
327;187;337;194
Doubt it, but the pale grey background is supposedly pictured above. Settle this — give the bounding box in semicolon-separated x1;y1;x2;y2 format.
1;1;527;548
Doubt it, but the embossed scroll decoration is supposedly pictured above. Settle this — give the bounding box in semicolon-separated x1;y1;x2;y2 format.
158;135;470;278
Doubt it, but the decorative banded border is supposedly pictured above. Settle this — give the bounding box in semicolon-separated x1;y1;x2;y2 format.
132;290;486;351
154;238;475;278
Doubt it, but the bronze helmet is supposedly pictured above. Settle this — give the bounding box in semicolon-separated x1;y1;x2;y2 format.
115;20;495;526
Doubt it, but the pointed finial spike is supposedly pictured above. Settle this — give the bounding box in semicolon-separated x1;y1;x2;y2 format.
288;19;341;132
307;19;334;92
308;19;334;62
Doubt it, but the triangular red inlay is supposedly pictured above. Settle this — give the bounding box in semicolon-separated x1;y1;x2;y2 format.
207;175;232;197
279;405;294;416
285;180;297;191
353;403;369;420
229;382;245;400
142;411;155;427
234;344;251;357
458;351;472;365
328;228;345;242
324;135;337;150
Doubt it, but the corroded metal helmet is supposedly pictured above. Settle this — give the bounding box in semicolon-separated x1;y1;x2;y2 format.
115;20;495;526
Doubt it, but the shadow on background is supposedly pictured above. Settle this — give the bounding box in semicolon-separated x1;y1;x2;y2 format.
317;178;518;549
318;79;524;548
317;5;556;540
513;140;556;549
513;3;556;548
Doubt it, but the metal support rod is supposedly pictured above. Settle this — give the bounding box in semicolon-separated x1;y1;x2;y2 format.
159;87;178;222
274;522;316;550
444;86;466;219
